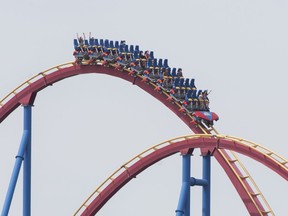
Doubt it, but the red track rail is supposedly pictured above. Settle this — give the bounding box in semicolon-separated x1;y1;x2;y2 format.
0;64;205;133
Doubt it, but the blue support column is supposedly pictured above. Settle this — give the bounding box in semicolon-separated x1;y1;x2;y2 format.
175;154;191;216
1;105;32;216
176;153;211;216
184;155;191;216
23;106;32;216
202;155;211;216
190;177;208;187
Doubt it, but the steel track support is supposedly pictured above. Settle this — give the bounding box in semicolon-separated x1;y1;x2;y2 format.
23;105;32;216
202;155;211;216
176;154;191;216
175;153;211;216
1;105;32;216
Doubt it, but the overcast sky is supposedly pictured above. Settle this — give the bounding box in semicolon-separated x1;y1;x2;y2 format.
0;0;287;215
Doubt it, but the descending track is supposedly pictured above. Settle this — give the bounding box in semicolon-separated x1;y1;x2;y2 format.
0;56;287;215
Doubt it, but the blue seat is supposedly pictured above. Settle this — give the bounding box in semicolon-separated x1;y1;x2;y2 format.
89;38;95;46
196;90;202;98
185;89;193;101
185;89;199;112
173;78;180;89
153;58;158;67
119;43;125;52
74;39;80;51
119;45;125;53
167;67;172;78
158;59;163;68
114;41;119;48
104;39;110;49
124;45;129;53
179;79;185;89
133;51;139;59
147;58;153;68
135;45;140;52
171;68;177;78
184;78;190;89
190;79;196;90
149;51;154;59
74;39;78;47
192;90;198;99
130;45;134;53
109;41;114;49
94;39;99;46
99;39;104;47
163;59;169;68
103;44;119;62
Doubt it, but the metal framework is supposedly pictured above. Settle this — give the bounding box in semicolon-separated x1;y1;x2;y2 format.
176;153;211;216
2;105;32;216
74;134;287;216
0;61;287;216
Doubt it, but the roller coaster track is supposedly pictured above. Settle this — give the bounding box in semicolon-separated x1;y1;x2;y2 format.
73;134;288;215
0;59;287;215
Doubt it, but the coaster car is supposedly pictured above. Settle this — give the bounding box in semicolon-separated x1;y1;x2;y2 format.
192;111;219;126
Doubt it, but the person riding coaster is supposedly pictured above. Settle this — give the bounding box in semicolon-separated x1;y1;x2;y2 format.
103;48;119;64
72;36;219;127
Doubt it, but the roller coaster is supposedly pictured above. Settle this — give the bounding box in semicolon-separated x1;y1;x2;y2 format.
0;37;287;216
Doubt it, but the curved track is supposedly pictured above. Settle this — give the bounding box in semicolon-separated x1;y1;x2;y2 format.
73;134;288;215
0;62;204;134
1;61;287;215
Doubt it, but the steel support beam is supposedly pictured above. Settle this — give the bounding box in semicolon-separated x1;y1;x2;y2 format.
1;105;32;216
175;153;211;216
202;155;211;216
23;105;32;216
176;154;191;216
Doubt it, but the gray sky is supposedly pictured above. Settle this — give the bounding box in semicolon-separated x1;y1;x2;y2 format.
0;0;287;215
